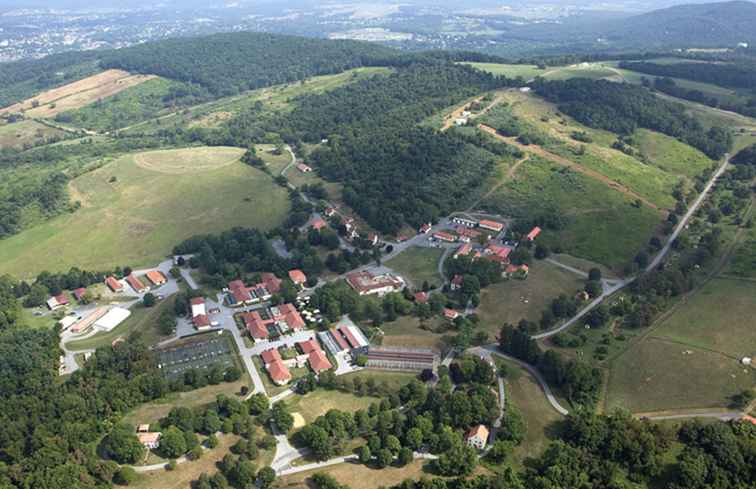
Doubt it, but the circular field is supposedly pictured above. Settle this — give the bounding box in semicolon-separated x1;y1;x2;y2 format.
134;146;245;174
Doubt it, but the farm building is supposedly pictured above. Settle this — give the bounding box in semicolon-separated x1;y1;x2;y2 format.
243;312;271;341
226;276;278;307
367;347;438;372
94;307;131;332
345;270;404;296
526;226;542;241
46;294;69;310
145;270;167;286
193;314;212;331
70;307;108;334
105;276;123;293
456;226;483;242
288;269;307;288
454;243;473;259
125;274;148;294
479;219;505;233
432;231;456;243
242;303;306;341
465;425;489;450
484;244;512;264
58;315;78;330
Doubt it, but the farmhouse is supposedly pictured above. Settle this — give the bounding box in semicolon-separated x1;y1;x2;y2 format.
137;432;161;450
73;287;87;302
105;276;123;293
456;226;483;241
94;307;131;332
288;269;307;288
125;274;148;294
484;243;512;264
444;308;460;320
261;348;283;367
414;291;429;303
242;312;270;341
526;226;542;241
309;217;327;231
479;219;505;233
505;264;529;279
345;270;404;296
145;270;167;286
308;349;333;374
46;293;69;310
465;425;489;450
192;314;212;330
367;347;438;372
267;360;292;386
297;162;313;173
432;231;456;243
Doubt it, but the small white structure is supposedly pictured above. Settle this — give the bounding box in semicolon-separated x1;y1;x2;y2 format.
742;357;752;366
58;316;78;331
94;307;132;332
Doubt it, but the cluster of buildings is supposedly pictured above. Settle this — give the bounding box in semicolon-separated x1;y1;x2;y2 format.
260;337;333;386
318;322;370;358
59;306;131;334
242;303;306;342
105;270;167;295
190;297;219;331
345;270;405;296
449;222;541;279
226;274;281;307
322;207;378;246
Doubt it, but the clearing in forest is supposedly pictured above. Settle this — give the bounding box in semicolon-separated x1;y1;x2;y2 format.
0;119;65;149
0;69;156;118
0;146;289;277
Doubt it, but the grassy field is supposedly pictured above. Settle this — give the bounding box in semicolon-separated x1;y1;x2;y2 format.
339;369;418;392
0;146;290;277
380;315;449;351
725;224;756;279
501;361;563;463
465;62;616;82
285;390;379;424
477;260;584;335
480;156;661;270
385;246;444;289
651;278;756;359
606;337;755;413
0;119;65;149
278;459;434;489
130;433;240;489
123;374;251;426
0;69;156;118
633;129;715;178
462;62;546;80
65;296;175;351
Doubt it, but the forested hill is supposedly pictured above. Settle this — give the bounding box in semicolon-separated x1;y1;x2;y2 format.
99;32;397;97
600;1;756;49
532;78;732;160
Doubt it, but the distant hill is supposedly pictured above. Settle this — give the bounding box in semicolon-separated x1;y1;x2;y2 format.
600;1;756;49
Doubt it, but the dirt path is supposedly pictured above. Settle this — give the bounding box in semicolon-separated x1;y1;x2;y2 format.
441;93;503;131
465;154;529;212
478;124;661;211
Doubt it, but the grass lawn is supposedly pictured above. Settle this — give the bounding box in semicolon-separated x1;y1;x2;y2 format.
65;296;175;351
385;246;444;289
285;389;378;424
0;146;290;278
252;357;308;397
123;374;251;426
278;459;434;489
130;433;240;489
462;62;546;80
476;261;587;335
651;278;756;359
0;119;65;149
725;224;756;279
606;337;756;413
339;369;418;392
500;361;564;463
380;316;449;351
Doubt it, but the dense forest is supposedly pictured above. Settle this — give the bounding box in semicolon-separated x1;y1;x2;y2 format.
732;143;756;166
271;62;510;233
99;32;396;97
620;60;756;91
533;78;732;159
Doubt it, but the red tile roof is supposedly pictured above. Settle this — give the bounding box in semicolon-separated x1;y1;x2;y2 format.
261;348;282;365
193;314;211;328
126;274;147;292
479;219;504;232
741;415;756;425
105;276;123;291
284;311;306;331
242;312;270;339
329;328;350;351
308;349;332;373
465;424;489;442
288;269;307;285
506;264;529;274
454;243;473;258
267;360;291;383
414;291;429;303
54;293;69;305
228;280;246;290
145;270;167;285
526;226;542;241
310;218;327;230
451;275;464;287
444;308;460;320
339;325;367;349
73;288;86;301
261;273;282;294
298;338;321;354
433;231;456;242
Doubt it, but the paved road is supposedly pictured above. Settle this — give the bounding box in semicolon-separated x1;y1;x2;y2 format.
474;345;570;416
532;155;730;340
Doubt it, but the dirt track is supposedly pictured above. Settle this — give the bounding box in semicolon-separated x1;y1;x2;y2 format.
478;124;661;211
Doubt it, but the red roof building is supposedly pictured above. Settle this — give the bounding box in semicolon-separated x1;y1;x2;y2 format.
267;360;292;385
329;328;350;351
73;288;87;302
526;226;542;241
419;223;432;234
242;312;269;340
454;243;473;259
298;338;321;354
741;415;756;425
145;270;167;286
105;276;123;292
288;269;307;286
308;349;333;373
345;270;404;296
261;348;282;366
126;274;148;293
192;314;211;330
297;163;313;173
433;231;456;242
414;291;429;303
479;220;504;233
310;217;327;230
261;273;282;294
444;308;460;320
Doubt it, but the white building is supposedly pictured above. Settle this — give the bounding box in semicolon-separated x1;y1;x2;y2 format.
465;425;490;450
94;307;131;332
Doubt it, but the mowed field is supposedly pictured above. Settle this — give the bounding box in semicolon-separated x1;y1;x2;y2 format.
285;390;379;424
0;119;65;149
278;460;434;489
477;260;584;335
385;246;444;289
465;62;618;82
0;146;290;277
0;69;156;118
